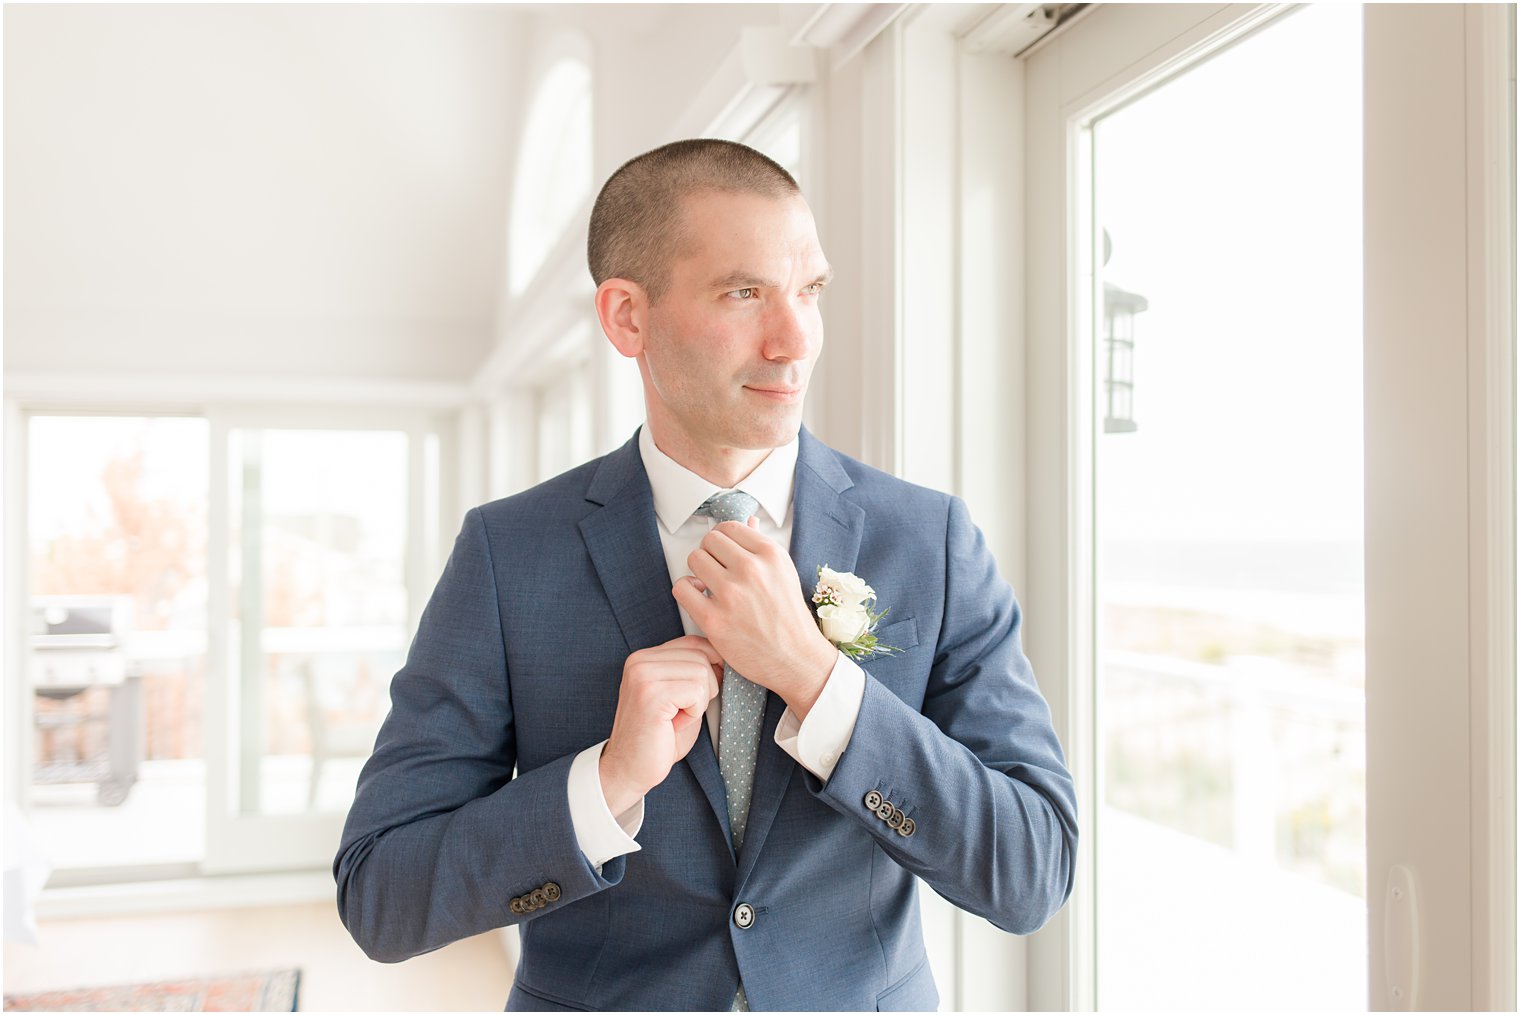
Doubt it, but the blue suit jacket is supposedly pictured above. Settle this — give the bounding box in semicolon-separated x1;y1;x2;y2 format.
335;427;1077;1011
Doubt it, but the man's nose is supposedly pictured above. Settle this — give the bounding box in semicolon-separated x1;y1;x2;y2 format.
762;298;816;361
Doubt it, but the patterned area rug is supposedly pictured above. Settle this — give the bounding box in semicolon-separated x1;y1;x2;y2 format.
4;968;300;1012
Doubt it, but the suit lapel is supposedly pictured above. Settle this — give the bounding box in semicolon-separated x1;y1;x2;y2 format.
786;428;866;593
578;434;684;655
687;724;733;859
578;431;731;836
737;428;865;876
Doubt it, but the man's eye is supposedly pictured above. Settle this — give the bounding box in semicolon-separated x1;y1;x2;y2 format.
802;282;825;296
728;288;757;300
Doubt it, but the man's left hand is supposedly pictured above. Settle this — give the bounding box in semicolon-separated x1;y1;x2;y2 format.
673;519;837;720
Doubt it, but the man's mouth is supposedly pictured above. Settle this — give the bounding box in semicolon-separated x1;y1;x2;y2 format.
745;386;803;401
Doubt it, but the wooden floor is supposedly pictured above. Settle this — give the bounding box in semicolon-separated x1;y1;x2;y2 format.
3;900;514;1011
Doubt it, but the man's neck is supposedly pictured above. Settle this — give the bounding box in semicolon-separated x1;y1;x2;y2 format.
644;424;774;490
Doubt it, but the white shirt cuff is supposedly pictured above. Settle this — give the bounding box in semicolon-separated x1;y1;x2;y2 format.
567;740;644;870
774;651;865;782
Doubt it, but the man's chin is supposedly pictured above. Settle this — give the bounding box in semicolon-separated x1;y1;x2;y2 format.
728;416;802;450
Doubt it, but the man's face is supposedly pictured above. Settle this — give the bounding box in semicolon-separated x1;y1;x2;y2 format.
638;189;831;458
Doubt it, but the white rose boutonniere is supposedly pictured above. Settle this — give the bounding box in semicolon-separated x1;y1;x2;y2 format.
811;565;901;661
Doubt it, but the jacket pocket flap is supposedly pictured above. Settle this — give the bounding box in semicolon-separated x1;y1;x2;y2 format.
870;617;918;652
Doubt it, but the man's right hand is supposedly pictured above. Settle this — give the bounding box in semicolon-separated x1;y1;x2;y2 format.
599;635;724;816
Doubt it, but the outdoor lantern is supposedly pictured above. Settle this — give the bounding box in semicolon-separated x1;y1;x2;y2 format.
1102;231;1148;434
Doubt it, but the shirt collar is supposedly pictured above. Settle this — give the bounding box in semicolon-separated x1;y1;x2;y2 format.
639;423;797;534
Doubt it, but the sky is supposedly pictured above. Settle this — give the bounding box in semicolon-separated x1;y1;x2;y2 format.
1094;2;1364;546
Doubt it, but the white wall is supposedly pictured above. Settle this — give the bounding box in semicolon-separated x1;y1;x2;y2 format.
3;4;525;383
580;5;788;179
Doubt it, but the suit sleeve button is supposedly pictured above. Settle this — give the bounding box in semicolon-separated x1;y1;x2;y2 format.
733;902;756;929
887;808;906;830
898;817;916;837
864;790;883;811
543;882;561;903
510;897;525;915
876;800;895;822
529;888;547;909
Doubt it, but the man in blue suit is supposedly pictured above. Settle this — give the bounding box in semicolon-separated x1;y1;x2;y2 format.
336;139;1076;1011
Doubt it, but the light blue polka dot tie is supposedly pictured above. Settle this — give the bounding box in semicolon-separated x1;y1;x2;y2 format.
695;490;763;1013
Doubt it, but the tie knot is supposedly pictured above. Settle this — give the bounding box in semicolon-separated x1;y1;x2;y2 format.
697;490;759;524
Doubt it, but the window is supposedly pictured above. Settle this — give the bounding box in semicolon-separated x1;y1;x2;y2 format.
206;408;435;873
25;415;209;873
10;405;441;881
1023;4;1515;1007
742;90;806;187
224;427;409;817
1088;10;1366;1006
508;58;593;297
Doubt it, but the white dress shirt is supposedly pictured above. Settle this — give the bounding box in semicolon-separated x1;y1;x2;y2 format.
565;425;867;868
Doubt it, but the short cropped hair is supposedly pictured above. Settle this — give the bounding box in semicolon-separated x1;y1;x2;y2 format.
588;139;799;304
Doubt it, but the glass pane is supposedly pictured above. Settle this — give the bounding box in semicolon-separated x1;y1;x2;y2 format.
27;416;208;869
745;95;805;184
1092;6;1365;1010
509;59;593;295
228;428;408;815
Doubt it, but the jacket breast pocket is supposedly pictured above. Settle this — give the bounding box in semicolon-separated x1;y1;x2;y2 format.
870;617;918;654
857;617;924;705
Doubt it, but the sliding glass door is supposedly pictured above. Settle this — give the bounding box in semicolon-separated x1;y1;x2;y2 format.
1023;3;1514;1008
22;414;210;876
205;408;433;873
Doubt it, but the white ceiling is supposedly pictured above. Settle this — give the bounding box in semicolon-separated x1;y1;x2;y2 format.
4;4;529;383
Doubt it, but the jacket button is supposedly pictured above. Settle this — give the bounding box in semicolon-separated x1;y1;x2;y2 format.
875;800;895;822
887;808;906;830
529;888;547;909
733;902;756;929
864;790;883;811
898;817;916;837
510;897;525;915
543;882;561;903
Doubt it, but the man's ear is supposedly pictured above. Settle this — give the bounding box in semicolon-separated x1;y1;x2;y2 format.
595;278;649;358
